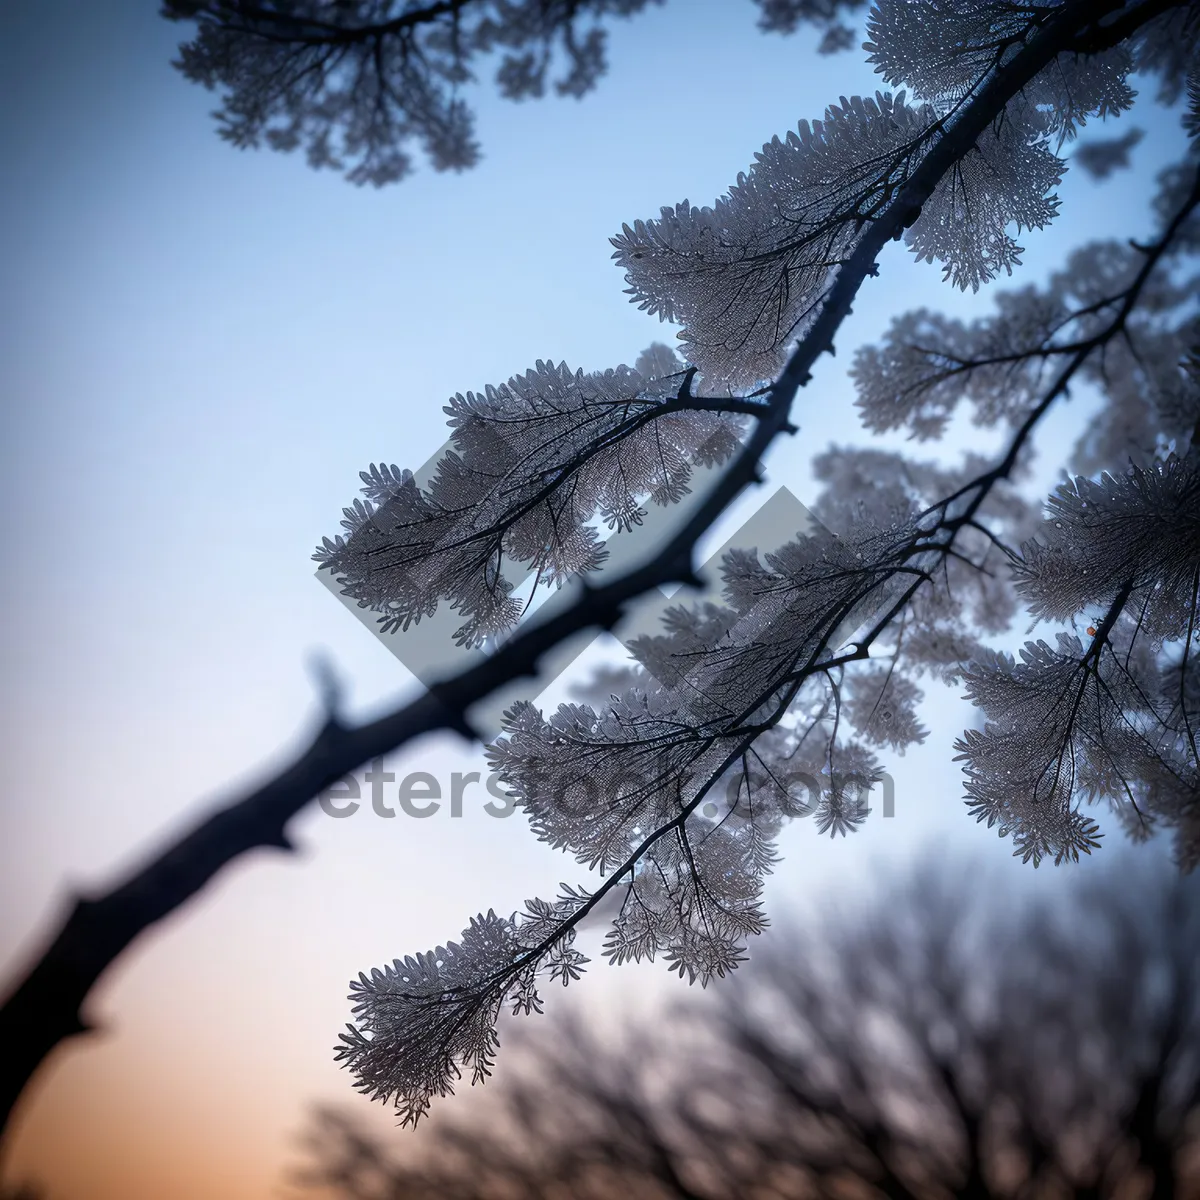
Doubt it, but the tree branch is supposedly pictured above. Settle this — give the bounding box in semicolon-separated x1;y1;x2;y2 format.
0;0;1178;1138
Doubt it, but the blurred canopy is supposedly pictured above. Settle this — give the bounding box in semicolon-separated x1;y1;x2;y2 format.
161;0;866;186
296;859;1200;1199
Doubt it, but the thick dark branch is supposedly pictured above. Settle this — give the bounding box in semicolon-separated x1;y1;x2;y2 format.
0;0;1175;1137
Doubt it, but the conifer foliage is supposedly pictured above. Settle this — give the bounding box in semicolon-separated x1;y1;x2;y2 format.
315;0;1200;1126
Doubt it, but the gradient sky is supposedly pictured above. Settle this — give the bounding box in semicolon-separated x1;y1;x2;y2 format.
0;3;1191;1197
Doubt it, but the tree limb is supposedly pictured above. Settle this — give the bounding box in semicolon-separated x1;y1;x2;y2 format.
0;0;1177;1139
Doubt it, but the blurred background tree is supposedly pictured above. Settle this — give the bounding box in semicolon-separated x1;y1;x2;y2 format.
294;858;1200;1199
161;0;867;187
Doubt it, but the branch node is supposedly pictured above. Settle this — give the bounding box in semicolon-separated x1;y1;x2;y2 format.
448;709;482;743
675;366;698;401
263;828;298;854
307;650;345;724
65;1011;96;1039
599;603;624;631
427;685;482;742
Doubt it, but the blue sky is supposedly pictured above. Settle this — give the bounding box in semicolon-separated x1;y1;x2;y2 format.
0;3;1191;1197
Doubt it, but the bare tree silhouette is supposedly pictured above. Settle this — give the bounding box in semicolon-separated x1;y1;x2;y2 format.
295;860;1200;1199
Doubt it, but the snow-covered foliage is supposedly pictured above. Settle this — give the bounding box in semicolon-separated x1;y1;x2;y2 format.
323;0;1200;1124
314;349;746;647
166;0;670;186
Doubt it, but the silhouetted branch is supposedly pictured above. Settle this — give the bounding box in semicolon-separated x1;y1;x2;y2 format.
0;0;1177;1141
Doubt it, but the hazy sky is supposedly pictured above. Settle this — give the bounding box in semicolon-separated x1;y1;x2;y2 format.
0;3;1191;1197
